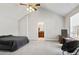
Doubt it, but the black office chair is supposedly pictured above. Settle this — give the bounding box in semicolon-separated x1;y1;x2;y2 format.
61;40;79;55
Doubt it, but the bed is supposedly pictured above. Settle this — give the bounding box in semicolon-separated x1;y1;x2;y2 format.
0;35;29;52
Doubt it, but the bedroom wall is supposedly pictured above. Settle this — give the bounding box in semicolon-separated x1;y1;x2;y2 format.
0;19;18;35
20;8;64;40
0;3;64;40
0;3;27;36
64;6;79;36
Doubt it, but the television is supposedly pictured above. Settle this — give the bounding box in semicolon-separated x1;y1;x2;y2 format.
61;29;67;37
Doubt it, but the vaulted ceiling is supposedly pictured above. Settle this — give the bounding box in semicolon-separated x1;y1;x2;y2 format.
0;3;78;19
41;3;79;16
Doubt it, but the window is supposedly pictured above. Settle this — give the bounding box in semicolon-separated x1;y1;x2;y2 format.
70;12;79;38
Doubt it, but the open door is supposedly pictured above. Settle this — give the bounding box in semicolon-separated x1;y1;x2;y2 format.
38;22;45;41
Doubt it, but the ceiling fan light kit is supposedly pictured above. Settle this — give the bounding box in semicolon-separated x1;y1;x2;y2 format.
20;3;40;12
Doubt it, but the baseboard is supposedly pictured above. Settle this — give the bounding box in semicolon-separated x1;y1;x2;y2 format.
29;39;58;42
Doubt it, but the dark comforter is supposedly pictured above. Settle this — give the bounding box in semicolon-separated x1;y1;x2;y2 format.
0;35;29;52
61;40;79;53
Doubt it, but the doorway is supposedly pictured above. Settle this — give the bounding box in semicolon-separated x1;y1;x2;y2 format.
38;22;45;40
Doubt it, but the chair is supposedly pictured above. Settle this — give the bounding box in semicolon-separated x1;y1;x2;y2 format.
61;40;79;55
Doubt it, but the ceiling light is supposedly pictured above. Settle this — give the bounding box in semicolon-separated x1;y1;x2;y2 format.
20;3;40;13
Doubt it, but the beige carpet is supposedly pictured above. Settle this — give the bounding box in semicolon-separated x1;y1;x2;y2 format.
0;40;63;55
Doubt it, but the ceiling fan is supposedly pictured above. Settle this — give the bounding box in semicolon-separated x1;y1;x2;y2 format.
20;3;40;12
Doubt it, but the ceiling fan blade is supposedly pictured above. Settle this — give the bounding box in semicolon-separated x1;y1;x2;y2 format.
36;4;40;6
20;3;27;5
33;7;37;11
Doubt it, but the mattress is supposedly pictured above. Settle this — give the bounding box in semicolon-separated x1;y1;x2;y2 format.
0;35;29;52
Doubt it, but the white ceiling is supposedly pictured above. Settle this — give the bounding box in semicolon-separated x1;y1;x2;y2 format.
0;3;78;17
41;3;79;16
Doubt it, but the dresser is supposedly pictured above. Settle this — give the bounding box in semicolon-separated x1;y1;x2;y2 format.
38;31;44;38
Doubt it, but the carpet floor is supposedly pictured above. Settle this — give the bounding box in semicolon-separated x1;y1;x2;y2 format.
0;40;63;55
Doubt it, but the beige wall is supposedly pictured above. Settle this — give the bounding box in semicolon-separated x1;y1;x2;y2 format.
64;6;79;36
20;8;64;40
